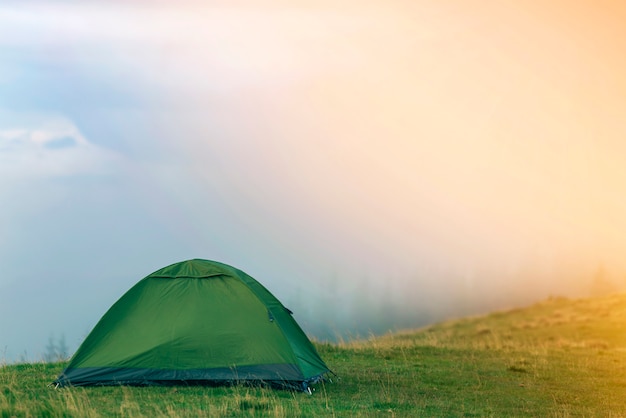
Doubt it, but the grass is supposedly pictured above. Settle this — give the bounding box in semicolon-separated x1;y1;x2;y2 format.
2;292;626;417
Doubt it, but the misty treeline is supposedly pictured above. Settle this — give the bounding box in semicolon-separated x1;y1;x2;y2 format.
288;264;626;342
590;265;620;297
43;334;69;363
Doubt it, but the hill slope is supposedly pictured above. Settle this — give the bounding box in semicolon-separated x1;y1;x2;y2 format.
2;293;625;417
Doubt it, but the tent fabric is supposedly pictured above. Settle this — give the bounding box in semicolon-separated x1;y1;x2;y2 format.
54;259;330;390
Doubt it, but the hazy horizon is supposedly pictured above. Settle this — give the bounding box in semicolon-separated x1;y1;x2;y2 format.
2;0;626;362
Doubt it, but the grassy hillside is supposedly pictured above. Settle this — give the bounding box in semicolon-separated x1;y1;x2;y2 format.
2;293;625;417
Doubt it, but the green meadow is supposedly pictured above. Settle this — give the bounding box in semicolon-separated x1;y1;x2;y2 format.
2;293;625;417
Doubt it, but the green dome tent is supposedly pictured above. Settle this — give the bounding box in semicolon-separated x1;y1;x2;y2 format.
54;259;330;391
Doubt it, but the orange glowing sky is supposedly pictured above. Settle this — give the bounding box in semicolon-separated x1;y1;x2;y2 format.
170;0;626;278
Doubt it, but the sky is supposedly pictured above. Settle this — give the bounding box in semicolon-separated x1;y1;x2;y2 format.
1;0;626;361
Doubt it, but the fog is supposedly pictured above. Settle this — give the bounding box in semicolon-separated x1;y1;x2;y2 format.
1;0;626;361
